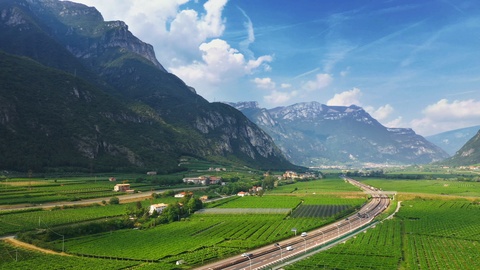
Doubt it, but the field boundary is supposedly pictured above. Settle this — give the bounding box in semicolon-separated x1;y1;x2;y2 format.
195;208;291;214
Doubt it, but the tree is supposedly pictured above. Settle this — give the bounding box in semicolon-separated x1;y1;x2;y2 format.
109;197;120;205
263;176;276;190
187;197;203;213
162;203;181;222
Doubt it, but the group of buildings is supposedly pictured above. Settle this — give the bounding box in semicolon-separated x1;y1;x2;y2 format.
182;175;222;185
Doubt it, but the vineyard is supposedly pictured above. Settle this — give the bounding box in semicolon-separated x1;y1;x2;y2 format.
61;213;341;265
0;178;155;205
290;204;351;218
360;178;480;197
285;199;480;270
0;241;146;270
270;177;363;193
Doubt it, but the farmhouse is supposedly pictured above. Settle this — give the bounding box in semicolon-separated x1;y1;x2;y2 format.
149;203;168;215
113;183;130;192
182;176;223;185
283;171;316;180
237;191;247;197
208;176;222;185
250;186;263;193
174;191;192;198
183;176;207;185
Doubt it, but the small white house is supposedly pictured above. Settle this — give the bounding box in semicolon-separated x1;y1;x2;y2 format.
149;203;168;215
237;191;247;197
113;183;130;192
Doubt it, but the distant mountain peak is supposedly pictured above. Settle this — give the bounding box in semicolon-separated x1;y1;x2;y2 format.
228;101;449;166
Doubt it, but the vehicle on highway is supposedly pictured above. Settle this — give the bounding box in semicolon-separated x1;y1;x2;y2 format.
286;246;293;251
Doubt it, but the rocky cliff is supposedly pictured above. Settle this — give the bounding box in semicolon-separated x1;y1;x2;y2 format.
0;0;296;172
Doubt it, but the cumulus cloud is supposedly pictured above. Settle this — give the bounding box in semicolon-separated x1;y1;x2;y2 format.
327;87;362;106
264;90;298;105
75;0;272;101
411;99;480;136
171;39;272;86
365;104;394;121
385;117;404;128
303;73;333;91
253;77;276;89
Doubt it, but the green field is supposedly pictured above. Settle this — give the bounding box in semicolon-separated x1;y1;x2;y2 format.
285;199;480;270
2;171;480;269
360;177;480;197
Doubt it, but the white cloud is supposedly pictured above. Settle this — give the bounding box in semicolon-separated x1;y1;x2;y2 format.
253;77;276;89
385;117;404;128
171;39;272;88
280;83;291;88
327;87;362;106
365;104;394;121
237;7;255;59
263;90;298;105
411;99;480;136
303;73;333;91
340;66;350;77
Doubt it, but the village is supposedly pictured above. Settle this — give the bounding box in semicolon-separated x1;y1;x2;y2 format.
109;170;319;218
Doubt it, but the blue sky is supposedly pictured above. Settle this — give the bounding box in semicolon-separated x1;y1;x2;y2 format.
73;0;480;136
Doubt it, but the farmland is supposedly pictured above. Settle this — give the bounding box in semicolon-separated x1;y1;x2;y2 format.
284;179;480;270
0;174;367;269
1;169;479;269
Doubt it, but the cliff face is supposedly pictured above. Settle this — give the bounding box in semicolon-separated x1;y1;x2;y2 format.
0;0;296;172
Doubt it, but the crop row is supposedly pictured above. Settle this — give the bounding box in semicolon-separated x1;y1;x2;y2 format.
216;195;302;208
0;241;140;270
287;198;480;270
0;204;127;235
62;213;332;263
286;219;403;269
290;204;350;218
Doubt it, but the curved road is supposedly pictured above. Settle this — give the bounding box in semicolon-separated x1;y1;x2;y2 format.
197;178;391;270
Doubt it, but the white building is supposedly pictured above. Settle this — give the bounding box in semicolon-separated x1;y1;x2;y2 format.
149;203;168;215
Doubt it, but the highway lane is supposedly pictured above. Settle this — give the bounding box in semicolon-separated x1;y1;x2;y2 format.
197;178;391;270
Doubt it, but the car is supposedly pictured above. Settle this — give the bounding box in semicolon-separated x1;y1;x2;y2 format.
286;246;293;251
301;232;307;237
242;253;253;258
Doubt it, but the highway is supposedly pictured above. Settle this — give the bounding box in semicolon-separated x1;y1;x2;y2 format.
196;178;390;270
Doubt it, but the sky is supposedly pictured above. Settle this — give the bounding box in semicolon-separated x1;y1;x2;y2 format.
72;0;480;136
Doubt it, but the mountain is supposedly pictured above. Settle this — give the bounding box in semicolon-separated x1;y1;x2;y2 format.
442;130;480;166
0;0;297;173
226;101;449;167
426;125;480;156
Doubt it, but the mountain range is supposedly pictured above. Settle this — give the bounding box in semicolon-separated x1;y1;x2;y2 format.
0;0;297;173
226;101;450;167
443;129;480;166
1;0;477;173
426;125;480;156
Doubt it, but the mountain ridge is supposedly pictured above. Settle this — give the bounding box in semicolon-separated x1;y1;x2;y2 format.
426;125;480;156
226;101;449;167
0;0;298;172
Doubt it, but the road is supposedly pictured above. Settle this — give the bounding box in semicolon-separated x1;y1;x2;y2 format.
196;178;391;270
0;186;206;212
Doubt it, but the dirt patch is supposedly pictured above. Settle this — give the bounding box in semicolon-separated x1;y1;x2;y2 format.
3;238;70;256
